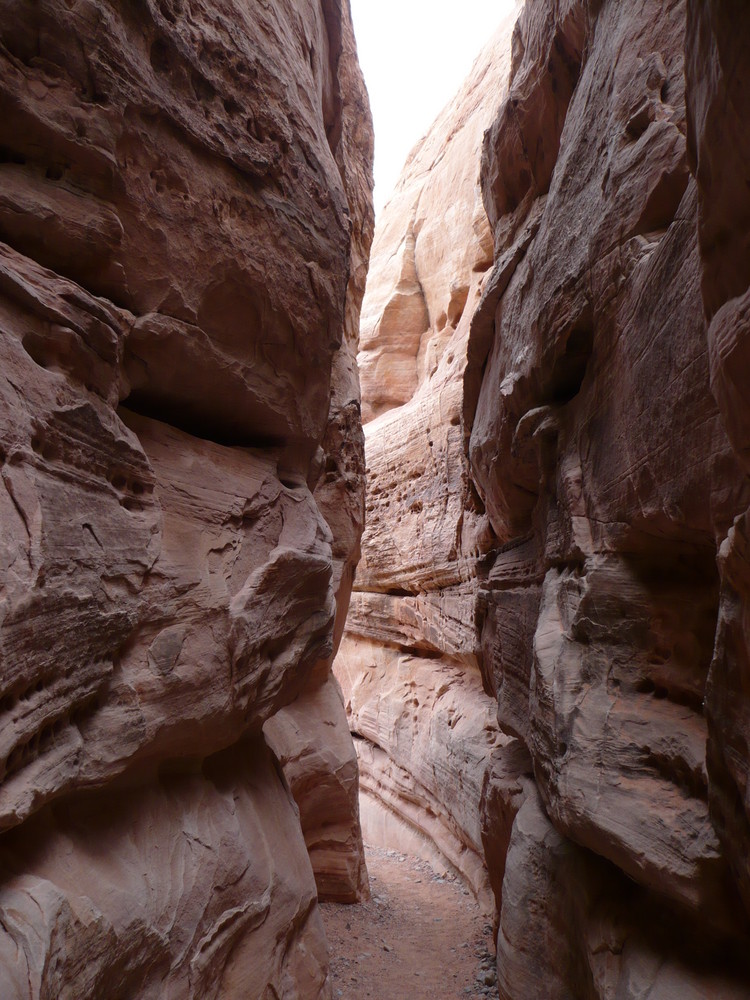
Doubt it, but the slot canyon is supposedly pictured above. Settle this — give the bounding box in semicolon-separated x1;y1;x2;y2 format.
0;0;749;997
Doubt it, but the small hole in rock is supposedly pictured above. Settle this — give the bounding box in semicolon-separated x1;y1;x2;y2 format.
150;39;171;74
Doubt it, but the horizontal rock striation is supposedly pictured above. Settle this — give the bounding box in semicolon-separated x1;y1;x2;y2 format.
466;0;750;995
0;0;372;994
334;8;521;913
338;0;750;996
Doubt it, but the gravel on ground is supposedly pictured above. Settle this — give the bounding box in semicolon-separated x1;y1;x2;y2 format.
320;844;497;1000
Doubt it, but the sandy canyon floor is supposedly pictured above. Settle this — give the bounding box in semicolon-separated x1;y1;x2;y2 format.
321;845;497;999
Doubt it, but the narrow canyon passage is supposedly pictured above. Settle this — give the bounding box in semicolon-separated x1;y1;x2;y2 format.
322;845;496;1000
1;0;750;997
332;1;750;998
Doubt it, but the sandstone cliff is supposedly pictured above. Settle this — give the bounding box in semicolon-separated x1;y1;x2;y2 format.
468;0;750;995
338;0;750;997
0;0;372;995
686;0;750;930
335;7;521;912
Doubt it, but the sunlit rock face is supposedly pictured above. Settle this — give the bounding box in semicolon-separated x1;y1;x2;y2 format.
0;0;372;993
467;0;750;995
334;7;522;912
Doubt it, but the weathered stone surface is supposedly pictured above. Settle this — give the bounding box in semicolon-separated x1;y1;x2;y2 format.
334;8;520;910
464;0;750;994
496;783;750;1000
0;739;329;1000
0;0;372;991
264;0;373;905
337;634;506;911
685;0;750;924
265;675;369;904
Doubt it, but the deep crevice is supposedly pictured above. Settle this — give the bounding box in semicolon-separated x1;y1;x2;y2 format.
118;397;285;451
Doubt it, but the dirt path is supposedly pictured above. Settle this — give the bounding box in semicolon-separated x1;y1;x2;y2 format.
320;845;498;1000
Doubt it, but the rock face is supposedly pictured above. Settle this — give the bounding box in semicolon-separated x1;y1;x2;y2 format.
338;0;750;996
265;676;369;904
0;0;372;994
264;0;372;906
335;8;520;912
466;0;750;995
685;0;750;927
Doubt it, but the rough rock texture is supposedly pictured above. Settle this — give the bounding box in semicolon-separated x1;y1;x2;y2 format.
464;0;750;995
264;0;372;905
0;739;331;999
336;637;508;912
265;675;369;904
334;8;520;914
336;0;750;995
685;0;750;925
0;0;372;994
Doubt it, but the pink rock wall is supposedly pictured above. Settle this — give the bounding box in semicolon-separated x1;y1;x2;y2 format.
334;9;521;912
0;0;372;994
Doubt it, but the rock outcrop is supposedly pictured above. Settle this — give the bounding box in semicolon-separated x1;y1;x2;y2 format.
0;0;372;994
338;0;750;996
686;0;750;927
264;0;372;906
466;0;750;995
335;8;520;912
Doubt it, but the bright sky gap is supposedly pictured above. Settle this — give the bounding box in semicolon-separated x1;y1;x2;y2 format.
349;0;518;216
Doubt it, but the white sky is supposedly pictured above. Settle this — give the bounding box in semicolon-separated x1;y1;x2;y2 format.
349;0;518;216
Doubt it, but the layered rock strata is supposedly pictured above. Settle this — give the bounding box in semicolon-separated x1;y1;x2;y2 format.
0;0;372;994
685;0;750;926
264;0;372;905
466;0;750;995
338;0;750;995
335;9;520;912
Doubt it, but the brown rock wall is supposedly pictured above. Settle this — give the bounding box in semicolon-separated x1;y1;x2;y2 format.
495;782;750;1000
265;675;369;904
337;634;505;910
0;739;329;1000
0;0;372;991
335;0;750;995
686;0;750;924
264;0;373;905
465;0;750;994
